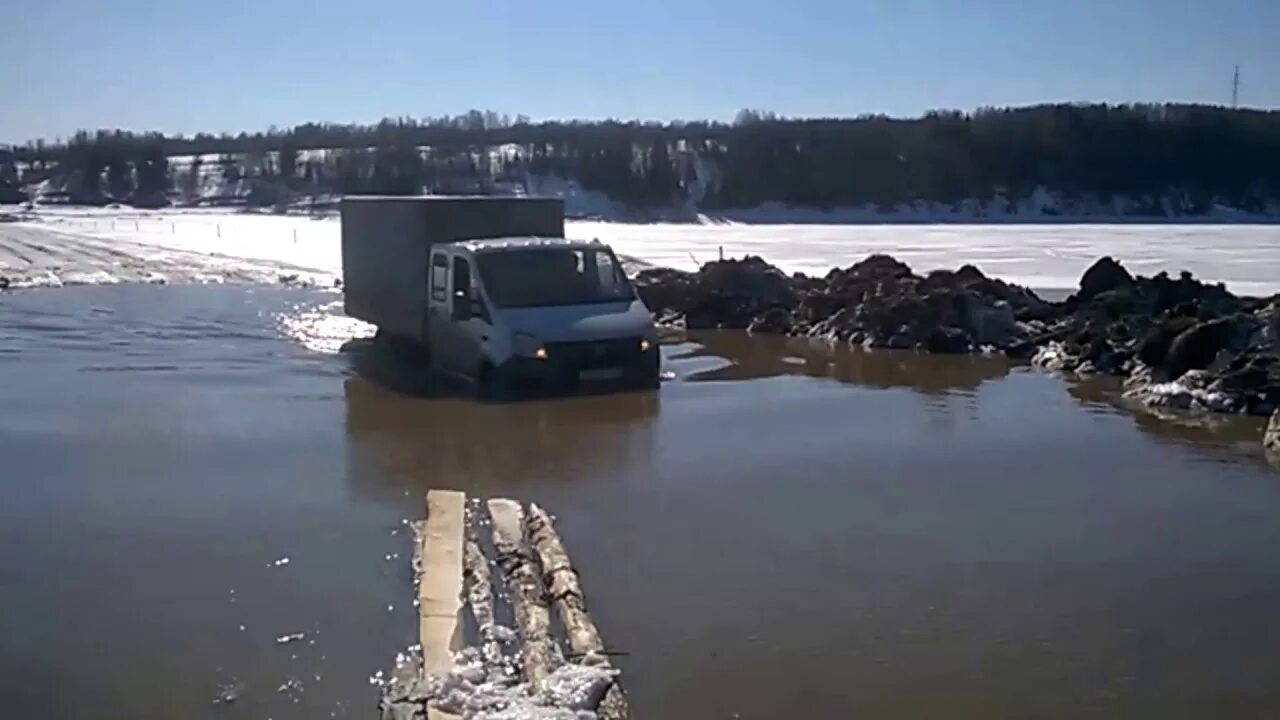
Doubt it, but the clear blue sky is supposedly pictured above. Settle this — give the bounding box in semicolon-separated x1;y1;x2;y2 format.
3;0;1277;144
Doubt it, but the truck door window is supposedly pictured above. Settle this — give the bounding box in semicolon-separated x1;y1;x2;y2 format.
594;251;621;289
431;254;449;302
452;257;472;320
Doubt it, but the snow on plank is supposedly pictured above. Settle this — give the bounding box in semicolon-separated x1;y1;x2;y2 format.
380;493;627;719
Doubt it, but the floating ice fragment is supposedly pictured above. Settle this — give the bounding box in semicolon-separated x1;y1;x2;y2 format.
212;682;242;705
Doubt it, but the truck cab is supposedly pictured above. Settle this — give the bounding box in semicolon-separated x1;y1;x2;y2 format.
427;237;659;394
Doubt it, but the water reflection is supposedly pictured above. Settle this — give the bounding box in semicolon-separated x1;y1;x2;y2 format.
1067;376;1272;463
343;375;659;503
676;330;1011;394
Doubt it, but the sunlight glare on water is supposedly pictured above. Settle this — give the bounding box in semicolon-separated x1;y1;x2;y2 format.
274;297;376;354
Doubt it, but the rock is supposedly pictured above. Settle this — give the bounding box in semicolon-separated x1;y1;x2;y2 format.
882;332;915;350
627;250;1274;419
1213;354;1277;393
1136;316;1199;368
747;307;794;334
963;298;1018;347
955;264;986;283
1257;300;1280;346
844;254;913;281
1265;410;1280;455
1085;288;1141;320
1032;341;1076;372
807;307;857;343
1077;335;1129;375
1162;314;1260;379
698;256;794;306
634;267;696;315
924;326;973;354
1078;256;1135;300
1142;269;1241;317
0;276;9;291
635;257;795;330
1123;363;1157;391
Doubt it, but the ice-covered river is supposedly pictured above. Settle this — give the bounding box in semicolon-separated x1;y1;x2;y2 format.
3;207;1280;295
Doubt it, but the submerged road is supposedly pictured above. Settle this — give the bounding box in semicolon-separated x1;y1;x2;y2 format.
2;283;1280;718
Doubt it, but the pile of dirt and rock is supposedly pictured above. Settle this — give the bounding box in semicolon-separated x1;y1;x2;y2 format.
634;254;1051;353
634;254;1280;420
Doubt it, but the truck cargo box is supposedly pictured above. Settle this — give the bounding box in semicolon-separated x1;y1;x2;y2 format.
340;196;564;340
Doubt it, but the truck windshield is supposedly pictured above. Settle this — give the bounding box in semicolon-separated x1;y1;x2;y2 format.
476;247;635;308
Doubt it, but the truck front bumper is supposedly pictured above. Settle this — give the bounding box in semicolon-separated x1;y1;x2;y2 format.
498;341;659;391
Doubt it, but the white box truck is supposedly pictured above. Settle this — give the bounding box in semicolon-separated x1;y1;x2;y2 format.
341;196;659;395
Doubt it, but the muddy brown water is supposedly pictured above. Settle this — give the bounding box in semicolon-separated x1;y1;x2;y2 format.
2;283;1279;719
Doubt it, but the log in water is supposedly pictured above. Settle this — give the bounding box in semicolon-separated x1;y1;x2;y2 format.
487;498;555;690
528;502;630;719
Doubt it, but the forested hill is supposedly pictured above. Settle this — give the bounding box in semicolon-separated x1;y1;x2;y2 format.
4;104;1280;218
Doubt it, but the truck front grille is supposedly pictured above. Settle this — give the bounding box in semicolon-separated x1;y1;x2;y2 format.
546;337;640;369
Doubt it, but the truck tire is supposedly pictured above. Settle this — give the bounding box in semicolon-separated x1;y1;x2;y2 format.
476;363;514;402
375;329;429;365
631;352;662;391
639;368;661;391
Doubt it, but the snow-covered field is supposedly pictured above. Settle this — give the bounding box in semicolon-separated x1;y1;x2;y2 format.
3;206;1280;295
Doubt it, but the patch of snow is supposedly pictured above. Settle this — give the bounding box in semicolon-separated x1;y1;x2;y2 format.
59;269;120;285
1031;341;1073;372
1123;369;1241;413
419;654;617;720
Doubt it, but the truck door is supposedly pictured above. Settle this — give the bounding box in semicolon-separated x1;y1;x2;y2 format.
448;256;486;378
426;248;456;374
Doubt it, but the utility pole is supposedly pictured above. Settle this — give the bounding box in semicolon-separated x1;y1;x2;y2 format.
1232;65;1240;108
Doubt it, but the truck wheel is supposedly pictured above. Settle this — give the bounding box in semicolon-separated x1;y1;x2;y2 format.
476;363;513;402
640;369;661;390
632;353;662;391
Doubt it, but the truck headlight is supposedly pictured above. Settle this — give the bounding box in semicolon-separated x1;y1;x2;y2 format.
514;332;548;360
640;338;653;353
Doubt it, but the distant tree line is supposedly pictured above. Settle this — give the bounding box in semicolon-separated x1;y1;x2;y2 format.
8;103;1280;212
0;146;28;203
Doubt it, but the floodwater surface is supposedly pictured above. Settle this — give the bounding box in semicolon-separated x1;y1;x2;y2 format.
2;284;1279;719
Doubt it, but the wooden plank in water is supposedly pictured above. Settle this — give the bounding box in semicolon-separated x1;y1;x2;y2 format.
487;498;555;690
463;536;504;671
418;489;466;677
528;503;630;720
